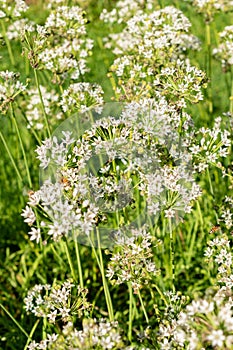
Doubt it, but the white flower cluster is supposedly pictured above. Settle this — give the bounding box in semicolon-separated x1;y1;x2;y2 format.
213;25;233;70
104;6;199;54
6;18;35;40
0;70;27;113
100;0;154;24
156;59;207;104
189;116;231;172
102;6;203;102
157;232;233;349
28;318;123;350
106;227;160;293
22;100;205;244
24;280;90;323
60;82;104;114
18;5;93;82
192;0;233;21
25;85;62;131
37;6;93;80
204;234;232;275
220;196;233;229
0;0;28;19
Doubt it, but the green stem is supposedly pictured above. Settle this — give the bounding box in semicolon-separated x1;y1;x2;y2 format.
10;104;32;188
24;319;40;350
206;22;213;113
207;168;214;197
0;303;29;338
96;229;114;321
230;67;233;115
128;282;133;342
138;290;149;324
207;168;219;222
168;218;175;291
64;239;77;282
25;55;30;77
153;283;168;307
1;21;15;66
0;129;23;183
89;230;114;321
73;230;84;288
34;69;51;138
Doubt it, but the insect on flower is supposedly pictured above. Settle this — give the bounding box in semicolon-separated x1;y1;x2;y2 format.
209;225;221;234
60;177;70;186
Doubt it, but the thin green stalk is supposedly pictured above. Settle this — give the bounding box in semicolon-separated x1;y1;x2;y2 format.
138;290;149;324
168;218;175;291
207;168;219;222
89;231;114;321
64;239;77;282
42;315;47;340
73;230;84;288
206;22;213;113
207;168;214;197
128;282;133;342
10;104;32;188
24;319;40;350
34;69;51;138
152;283;168;307
0;129;23;183
0;303;29;338
25;55;30;77
230;67;233;115
1;21;15;66
96;229;114;321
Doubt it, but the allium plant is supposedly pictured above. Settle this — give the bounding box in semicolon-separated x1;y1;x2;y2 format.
24;279;91;323
21;5;93;83
0;0;28;19
100;0;154;24
25;280;124;350
22;101;202;248
213;25;233;70
24;85;62;131
191;0;233;22
101;6;204;103
27;318;124;350
155;232;233;349
0;70;27;114
213;25;233;115
1;1;233;349
106;227;160;294
188;116;231;173
60;82;104;114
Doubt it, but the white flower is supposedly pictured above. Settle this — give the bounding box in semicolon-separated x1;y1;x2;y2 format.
207;329;225;348
165;208;175;218
21;206;36;225
28;228;41;244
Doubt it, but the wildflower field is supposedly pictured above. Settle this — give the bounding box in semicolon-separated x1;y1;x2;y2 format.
1;0;233;349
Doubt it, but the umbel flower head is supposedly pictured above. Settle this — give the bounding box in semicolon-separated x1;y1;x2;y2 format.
22;101;201;247
106;226;161;293
0;70;27;114
103;6;205;103
191;0;233;22
21;5;93;83
158;232;233;349
24;279;91;323
27;318;124;350
213;25;233;71
0;0;28;19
